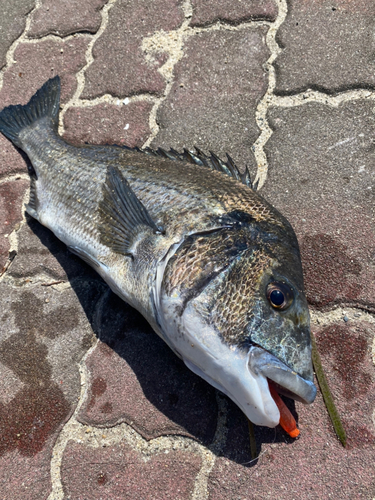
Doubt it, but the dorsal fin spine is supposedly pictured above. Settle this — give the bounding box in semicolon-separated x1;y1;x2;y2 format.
119;144;257;190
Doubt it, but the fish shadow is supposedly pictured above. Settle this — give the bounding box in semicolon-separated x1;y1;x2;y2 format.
26;218;296;465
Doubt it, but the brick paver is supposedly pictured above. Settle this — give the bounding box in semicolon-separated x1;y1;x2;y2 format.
274;0;375;94
28;0;108;38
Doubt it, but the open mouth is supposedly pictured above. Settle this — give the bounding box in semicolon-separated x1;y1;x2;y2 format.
248;345;317;405
247;345;317;437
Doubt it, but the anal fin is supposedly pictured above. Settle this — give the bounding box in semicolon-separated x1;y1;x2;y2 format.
68;245;105;270
25;177;40;220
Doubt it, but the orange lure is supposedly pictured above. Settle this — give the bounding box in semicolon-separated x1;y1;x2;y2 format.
268;380;300;438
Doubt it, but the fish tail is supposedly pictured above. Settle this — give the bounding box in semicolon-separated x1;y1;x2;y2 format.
0;76;60;148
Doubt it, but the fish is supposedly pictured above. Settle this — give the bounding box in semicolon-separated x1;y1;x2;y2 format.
0;76;316;429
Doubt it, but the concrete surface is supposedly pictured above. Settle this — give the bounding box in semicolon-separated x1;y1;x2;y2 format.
0;0;374;499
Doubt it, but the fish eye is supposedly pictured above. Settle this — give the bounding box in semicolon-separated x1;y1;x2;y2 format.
266;282;294;310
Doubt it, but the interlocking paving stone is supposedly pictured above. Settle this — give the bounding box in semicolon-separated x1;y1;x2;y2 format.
0;216;108;499
0;135;29;176
190;0;277;27
314;322;375;448
0;362;25;406
0;0;36;70
5;218;100;284
153;27;269;169
0;283;98;432
82;0;185;99
78;292;217;443
61;440;202;500
0;179;28;270
0;36;91;185
28;0;107;38
263;101;375;311
0;280;98;499
207;322;375;499
0;450;52;500
63;101;153;147
0;37;89;108
274;0;375;94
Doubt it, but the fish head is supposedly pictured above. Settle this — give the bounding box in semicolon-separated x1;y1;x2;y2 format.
246;238;315;386
157;216;317;428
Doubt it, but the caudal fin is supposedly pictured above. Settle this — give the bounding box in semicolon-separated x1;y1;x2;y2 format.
0;76;61;148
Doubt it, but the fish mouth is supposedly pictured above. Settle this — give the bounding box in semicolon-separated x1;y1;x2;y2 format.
248;346;317;405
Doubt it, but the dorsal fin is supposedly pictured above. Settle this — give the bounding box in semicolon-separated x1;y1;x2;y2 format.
99;166;163;256
120;145;257;190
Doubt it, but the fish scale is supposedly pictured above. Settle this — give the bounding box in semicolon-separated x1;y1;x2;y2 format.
0;76;317;431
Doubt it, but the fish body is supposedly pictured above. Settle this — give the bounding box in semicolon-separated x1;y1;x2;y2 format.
0;77;316;428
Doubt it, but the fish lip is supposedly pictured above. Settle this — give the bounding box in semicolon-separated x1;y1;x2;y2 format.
248;345;317;404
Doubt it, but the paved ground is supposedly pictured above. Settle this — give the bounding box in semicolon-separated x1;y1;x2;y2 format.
0;0;375;499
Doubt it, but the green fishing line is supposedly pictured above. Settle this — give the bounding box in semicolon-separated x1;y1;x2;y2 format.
311;332;347;447
247;418;258;459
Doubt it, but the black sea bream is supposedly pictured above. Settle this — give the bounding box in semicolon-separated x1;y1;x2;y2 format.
0;77;316;430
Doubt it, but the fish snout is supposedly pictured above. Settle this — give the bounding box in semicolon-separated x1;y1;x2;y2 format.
248;346;317;405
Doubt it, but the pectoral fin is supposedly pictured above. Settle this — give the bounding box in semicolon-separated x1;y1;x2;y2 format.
99;166;163;256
